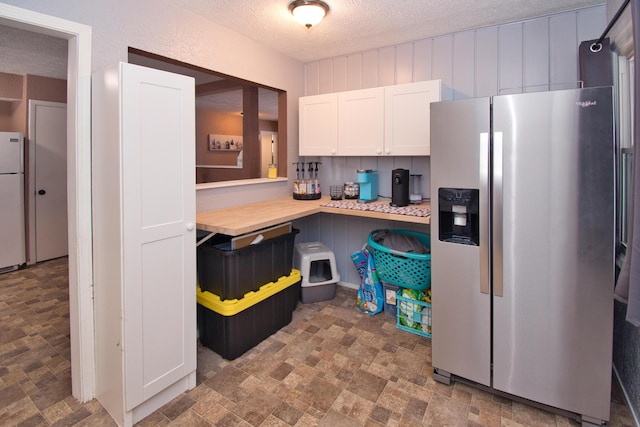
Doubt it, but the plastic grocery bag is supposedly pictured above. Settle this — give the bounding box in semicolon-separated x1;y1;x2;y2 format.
350;247;383;314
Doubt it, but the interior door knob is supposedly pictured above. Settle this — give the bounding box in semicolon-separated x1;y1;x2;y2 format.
38;189;46;195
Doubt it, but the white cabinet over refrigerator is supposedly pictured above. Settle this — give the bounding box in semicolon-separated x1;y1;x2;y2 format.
92;63;197;427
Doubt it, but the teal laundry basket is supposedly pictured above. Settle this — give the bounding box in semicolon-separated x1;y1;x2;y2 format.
367;230;431;291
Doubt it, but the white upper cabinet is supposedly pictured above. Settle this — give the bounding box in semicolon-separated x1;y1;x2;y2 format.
338;87;384;155
299;80;441;156
385;80;441;156
299;92;338;156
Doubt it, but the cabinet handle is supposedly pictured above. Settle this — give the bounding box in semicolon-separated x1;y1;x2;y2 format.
376;149;382;155
186;223;195;231
385;149;391;155
331;149;336;155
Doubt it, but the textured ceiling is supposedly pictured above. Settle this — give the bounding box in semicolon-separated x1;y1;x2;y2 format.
0;25;67;79
170;0;605;62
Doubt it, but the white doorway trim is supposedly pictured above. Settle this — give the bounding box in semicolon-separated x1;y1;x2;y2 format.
0;4;94;402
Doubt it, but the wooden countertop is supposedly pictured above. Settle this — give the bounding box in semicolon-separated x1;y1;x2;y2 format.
197;196;430;236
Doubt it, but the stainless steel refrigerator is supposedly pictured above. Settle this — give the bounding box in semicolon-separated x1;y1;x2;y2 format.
430;87;614;424
0;132;26;272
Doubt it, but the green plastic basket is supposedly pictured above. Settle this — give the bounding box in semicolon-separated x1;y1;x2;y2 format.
368;229;430;290
396;289;431;338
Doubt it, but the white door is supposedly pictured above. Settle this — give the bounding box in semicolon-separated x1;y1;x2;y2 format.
120;63;197;409
31;101;68;262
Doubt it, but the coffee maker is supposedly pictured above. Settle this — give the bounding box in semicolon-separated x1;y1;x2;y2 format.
356;169;378;203
391;168;410;207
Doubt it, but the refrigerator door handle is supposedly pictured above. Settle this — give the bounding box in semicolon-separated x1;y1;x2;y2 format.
479;133;490;295
493;131;504;297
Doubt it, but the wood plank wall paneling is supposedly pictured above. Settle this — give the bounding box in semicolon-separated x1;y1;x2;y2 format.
413;39;433;82
476;27;498;97
346;54;362;90
453;31;475;99
333;57;348;93
499;23;524;95
550;13;580;90
432;36;454;98
524;19;550;93
300;5;606;286
362;50;378;89
379;46;395;86
395;43;413;85
305;6;605;97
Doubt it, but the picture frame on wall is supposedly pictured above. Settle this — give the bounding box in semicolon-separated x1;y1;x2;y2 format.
208;134;243;151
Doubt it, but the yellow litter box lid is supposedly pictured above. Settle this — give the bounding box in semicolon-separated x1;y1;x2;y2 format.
197;269;301;316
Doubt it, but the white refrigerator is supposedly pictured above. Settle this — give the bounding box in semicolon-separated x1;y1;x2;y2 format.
0;132;26;272
430;87;615;425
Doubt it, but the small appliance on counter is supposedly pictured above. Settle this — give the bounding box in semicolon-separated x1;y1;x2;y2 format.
391;168;410;207
410;174;423;204
356;169;378;203
292;161;322;200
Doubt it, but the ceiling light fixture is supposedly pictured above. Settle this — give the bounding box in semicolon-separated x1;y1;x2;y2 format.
288;0;329;29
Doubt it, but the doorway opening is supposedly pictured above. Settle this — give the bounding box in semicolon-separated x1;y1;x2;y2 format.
0;4;93;402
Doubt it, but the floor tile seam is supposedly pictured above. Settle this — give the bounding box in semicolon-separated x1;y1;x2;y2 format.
0;400;42;427
20;392;51;425
216;390;283;425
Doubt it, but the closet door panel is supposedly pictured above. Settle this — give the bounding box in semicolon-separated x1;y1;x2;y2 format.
121;63;196;409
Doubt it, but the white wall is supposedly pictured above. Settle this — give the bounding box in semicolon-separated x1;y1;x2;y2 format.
299;5;607;286
2;0;306;211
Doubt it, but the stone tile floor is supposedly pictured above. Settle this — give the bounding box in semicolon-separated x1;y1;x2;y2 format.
0;257;635;426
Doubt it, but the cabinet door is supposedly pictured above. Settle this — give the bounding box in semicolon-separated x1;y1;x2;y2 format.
338;87;384;156
299;93;338;156
121;63;197;410
385;80;441;155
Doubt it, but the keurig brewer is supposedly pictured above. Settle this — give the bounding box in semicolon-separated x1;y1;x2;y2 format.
391;168;410;207
357;169;378;203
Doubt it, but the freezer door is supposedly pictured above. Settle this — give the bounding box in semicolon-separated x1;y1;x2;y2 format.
0;132;23;173
492;87;614;421
0;174;26;269
430;97;492;386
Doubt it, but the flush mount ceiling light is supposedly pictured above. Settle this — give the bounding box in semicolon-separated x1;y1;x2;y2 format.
288;0;329;29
